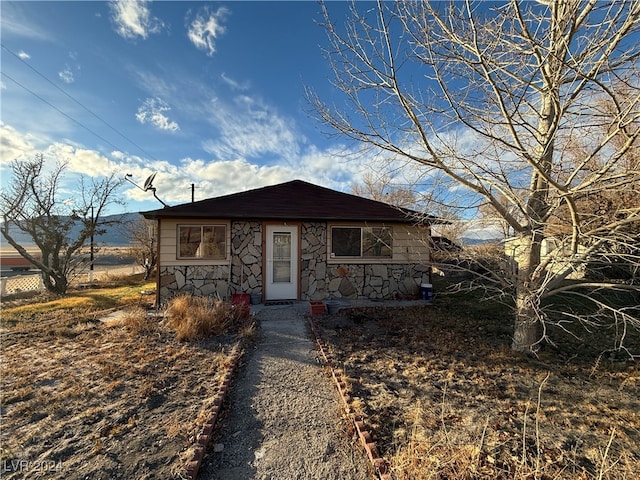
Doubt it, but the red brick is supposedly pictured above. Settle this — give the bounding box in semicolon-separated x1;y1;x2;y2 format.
365;442;379;459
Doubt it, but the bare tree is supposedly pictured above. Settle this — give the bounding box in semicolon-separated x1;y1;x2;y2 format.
351;172;417;208
310;0;640;353
123;215;157;281
352;171;469;251
1;154;125;294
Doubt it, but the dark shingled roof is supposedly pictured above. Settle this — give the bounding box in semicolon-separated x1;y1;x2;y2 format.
141;179;433;223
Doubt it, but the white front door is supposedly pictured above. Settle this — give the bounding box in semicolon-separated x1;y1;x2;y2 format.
265;225;298;300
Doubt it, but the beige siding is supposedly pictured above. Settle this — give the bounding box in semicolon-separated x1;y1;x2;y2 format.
504;236;586;279
393;224;431;264
158;219;231;267
327;222;430;265
157;219;431;267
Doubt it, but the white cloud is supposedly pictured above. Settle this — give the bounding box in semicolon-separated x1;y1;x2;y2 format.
202;94;300;161
0;3;53;41
115;139;375;206
130;69;177;100
136;98;180;132
58;66;75;84
58;52;80;84
220;72;249;91
179;158;292;196
46;143;118;178
131;149;365;206
0;123;37;164
187;6;229;56
17;51;30;60
109;0;163;40
1;122;422;215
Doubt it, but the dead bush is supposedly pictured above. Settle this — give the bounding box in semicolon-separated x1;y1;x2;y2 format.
238;321;258;342
165;295;240;341
120;307;157;334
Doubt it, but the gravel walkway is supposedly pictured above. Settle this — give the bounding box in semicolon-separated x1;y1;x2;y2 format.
199;303;372;480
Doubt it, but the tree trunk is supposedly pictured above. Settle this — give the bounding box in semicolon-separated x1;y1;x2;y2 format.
512;291;540;353
511;235;543;353
510;78;554;353
143;265;153;281
42;271;69;295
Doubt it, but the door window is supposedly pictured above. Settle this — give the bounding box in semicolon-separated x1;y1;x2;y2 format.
272;232;291;283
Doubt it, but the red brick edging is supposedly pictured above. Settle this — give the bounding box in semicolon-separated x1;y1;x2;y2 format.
184;342;244;480
308;317;392;480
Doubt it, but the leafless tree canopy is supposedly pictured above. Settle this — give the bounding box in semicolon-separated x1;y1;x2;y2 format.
351;172;418;208
1;154;124;294
122;215;157;281
310;0;640;352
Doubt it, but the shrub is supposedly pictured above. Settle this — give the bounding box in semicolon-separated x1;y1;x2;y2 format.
166;295;240;341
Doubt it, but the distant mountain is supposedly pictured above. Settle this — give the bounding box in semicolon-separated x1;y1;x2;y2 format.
460;237;502;247
0;212;144;248
93;212;144;245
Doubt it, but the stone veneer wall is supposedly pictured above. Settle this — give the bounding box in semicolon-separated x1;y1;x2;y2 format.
300;222;328;300
158;221;263;303
300;222;430;301
159;264;230;302
159;220;429;303
229;221;263;296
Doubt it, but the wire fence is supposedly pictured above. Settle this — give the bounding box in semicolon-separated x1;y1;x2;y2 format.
1;265;145;297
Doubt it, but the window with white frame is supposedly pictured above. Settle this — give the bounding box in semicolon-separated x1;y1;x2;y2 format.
330;226;392;258
178;225;226;259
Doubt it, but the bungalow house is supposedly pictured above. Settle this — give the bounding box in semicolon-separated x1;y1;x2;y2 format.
141;180;435;305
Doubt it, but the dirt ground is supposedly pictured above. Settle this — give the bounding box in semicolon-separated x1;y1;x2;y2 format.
314;294;640;480
2;269;638;480
0;306;241;479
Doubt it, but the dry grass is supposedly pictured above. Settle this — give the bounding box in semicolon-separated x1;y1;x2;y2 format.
317;284;639;480
0;280;156;327
165;294;243;341
0;281;246;479
119;307;158;334
390;396;638;480
238;321;258;341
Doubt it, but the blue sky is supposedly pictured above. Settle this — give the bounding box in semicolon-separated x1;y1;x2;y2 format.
2;1;394;215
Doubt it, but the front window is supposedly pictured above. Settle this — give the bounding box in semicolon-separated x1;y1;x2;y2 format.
178;225;226;259
331;226;392;258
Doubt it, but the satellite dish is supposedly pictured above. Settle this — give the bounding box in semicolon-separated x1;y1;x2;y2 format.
143;172;157;191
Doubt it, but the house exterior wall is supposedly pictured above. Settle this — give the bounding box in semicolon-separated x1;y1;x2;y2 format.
158;220;262;303
301;222;431;300
156;219;431;304
158;218;232;267
504;236;586;280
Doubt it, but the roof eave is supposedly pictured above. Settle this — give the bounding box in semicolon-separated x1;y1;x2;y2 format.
141;211;437;225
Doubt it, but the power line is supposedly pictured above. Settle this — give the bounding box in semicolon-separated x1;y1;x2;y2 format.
2;70;125;154
1;43;160;162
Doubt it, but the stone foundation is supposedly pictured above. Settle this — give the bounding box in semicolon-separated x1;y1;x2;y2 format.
315;263;430;301
159;264;230;302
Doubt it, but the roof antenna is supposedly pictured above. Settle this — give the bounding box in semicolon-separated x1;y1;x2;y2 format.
125;172;169;208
